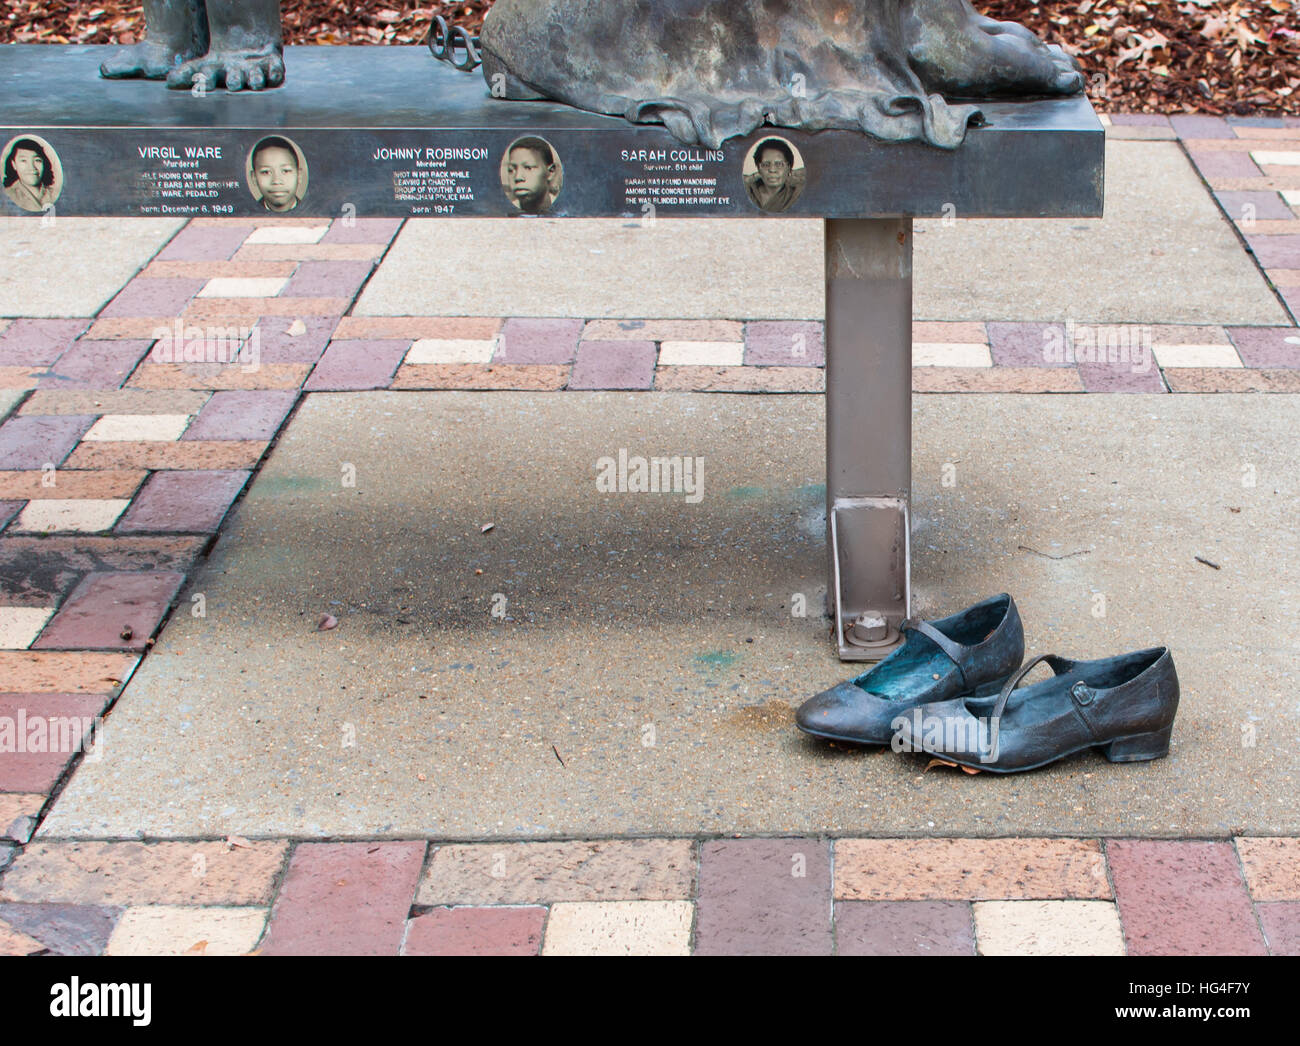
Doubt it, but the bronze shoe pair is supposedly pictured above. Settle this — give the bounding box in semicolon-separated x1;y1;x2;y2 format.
796;594;1180;773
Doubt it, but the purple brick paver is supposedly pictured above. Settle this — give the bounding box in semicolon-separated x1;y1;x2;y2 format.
1214;191;1296;223
282;260;376;299
0;693;109;793
0;319;88;366
745;321;825;366
261;842;426;956
1079;360;1168;393
569;340;656;390
1227;115;1287;129
253;316;338;364
1170;115;1234;139
496;319;584;364
0;903;122;956
1248;236;1300;270
987;321;1073;367
0;502;23;530
0;415;95;470
1257;902;1300;956
695;838;831;956
1282;287;1300;320
182;390;297;441
1109;114;1172;128
116;470;250;533
156;224;255;262
33;571;185;651
403;906;546;956
304;341;410;391
39;340;153;390
835;901;975;956
99;279;207;319
320;218;404;244
1108;841;1267;955
1227;328;1300;368
1186;150;1262;179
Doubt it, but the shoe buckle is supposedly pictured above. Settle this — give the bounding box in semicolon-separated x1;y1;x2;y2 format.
1071;681;1095;706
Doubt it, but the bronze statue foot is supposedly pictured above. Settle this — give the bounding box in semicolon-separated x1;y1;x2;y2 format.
99;40;200;80
164;47;285;91
905;0;1083;98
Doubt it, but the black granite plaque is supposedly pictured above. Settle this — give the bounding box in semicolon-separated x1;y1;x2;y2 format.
0;45;1104;220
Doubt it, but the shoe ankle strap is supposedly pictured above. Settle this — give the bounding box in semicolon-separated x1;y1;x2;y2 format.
902;617;972;687
992;653;1069;720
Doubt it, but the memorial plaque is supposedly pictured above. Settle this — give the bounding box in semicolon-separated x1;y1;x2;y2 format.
1;46;1103;220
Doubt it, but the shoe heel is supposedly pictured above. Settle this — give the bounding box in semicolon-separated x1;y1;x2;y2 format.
1102;725;1172;763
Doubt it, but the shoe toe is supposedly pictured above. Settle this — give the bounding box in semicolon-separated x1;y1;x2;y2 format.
796;682;895;743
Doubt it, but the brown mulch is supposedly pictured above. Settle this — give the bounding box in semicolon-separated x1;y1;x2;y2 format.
983;0;1300;114
3;1;1297;115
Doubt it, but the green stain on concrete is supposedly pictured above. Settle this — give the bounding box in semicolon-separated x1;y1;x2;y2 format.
725;483;824;504
694;650;739;669
255;474;334;496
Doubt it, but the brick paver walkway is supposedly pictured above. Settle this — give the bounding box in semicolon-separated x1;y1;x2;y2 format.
1;837;1296;954
1;113;1298;954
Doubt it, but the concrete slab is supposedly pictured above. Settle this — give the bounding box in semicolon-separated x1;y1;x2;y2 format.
0;218;185;318
0;390;23;424
38;392;1300;839
356;142;1288;326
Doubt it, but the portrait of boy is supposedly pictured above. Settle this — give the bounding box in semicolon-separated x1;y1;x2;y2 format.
249;135;306;212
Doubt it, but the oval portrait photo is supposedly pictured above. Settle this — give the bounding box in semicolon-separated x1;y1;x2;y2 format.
501;136;563;215
743;136;807;214
246;135;309;213
2;135;64;214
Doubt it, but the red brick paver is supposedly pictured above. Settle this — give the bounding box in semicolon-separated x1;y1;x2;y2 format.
0;693;108;792
260;841;426;956
403;906;546;956
32;571;184;651
1108;840;1267;956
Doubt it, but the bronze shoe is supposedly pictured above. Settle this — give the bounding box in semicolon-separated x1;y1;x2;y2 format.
795;593;1024;745
894;647;1180;772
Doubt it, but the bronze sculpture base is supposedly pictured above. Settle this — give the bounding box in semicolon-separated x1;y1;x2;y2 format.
481;0;1083;148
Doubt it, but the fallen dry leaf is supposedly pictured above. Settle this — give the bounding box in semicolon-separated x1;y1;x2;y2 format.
924;756;983;774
